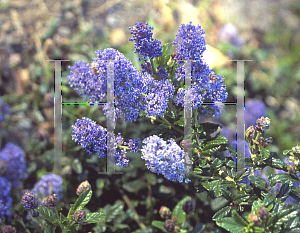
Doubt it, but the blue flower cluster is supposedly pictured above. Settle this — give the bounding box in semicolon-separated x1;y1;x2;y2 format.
71;117;139;168
72;117;107;158
141;135;191;183
0;97;10;123
0;143;28;189
142;75;174;117
129;22;162;62
172;21;206;61
0;177;12;220
32;174;63;201
21;190;38;210
173;22;228;118
67;61;106;102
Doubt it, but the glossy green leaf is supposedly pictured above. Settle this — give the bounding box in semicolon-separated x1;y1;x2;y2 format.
145;172;157;185
148;124;168;137
68;190;92;218
216;217;245;233
232;210;248;227
162;43;170;55
152;221;168;232
122;179;146;193
84;212;106;224
37;205;60;226
104;202;125;223
71;158;83;174
172;196;192;224
248;175;267;190
263;192;276;206
220;186;234;201
212;206;232;221
233;191;250;204
268;173;293;186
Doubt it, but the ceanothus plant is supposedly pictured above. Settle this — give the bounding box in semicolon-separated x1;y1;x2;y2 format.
67;21;300;233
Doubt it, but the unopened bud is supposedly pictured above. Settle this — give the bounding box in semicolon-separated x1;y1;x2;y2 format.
287;164;296;174
255;117;270;133
159;206;171;219
257;206;270;220
248;213;261;226
42;194;58;207
76;180;91;195
180;139;193;150
2;225;16;233
174;226;180;232
245;126;255;140
73;210;86;224
164;220;175;232
182;199;196;214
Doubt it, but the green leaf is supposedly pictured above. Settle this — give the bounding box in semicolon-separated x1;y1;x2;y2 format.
248;175;267;190
172;196;192;224
253;227;265;232
148;124;168;137
152;221;168;232
122;179;146;193
84;212;106;224
232;210;248;227
266;157;286;170
259;146;270;160
68;190;92;218
174;116;185;127
37;205;60;226
145;172;157;185
104;202;124;223
71;158;83;174
210;158;223;176
268;173;293;186
162;43;170;55
233;191;250;204
164;109;175;119
211;180;223;198
263;192;276;206
216;217;246;233
197;122;221;137
235;168;250;182
220;186;234;201
212;206;232;221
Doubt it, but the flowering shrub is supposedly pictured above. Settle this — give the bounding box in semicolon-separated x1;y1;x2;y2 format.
64;21;300;233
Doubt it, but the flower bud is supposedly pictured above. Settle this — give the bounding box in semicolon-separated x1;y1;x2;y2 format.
76;180;91;196
182;199;196;214
73;210;86;224
255;116;270;133
248;213;261;227
159;206;171;219
245;126;255;140
174;226;180;232
164;220;175;232
42;194;58;207
257;206;270;220
21;190;39;210
32;210;40;218
2;225;16;233
180;139;193;150
258;136;273;148
171;216;178;224
288;164;296;174
292;145;300;153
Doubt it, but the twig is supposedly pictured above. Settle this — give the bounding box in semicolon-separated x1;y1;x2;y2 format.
118;189;146;229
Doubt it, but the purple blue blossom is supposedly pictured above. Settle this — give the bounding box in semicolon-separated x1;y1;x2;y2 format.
141;135;191;183
142;75;174;117
0;177;12;220
129;22;162;62
0;143;28;189
72;117;107;158
172;21;206;62
218;23;245;47
32;174;63;201
71;118;135;168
